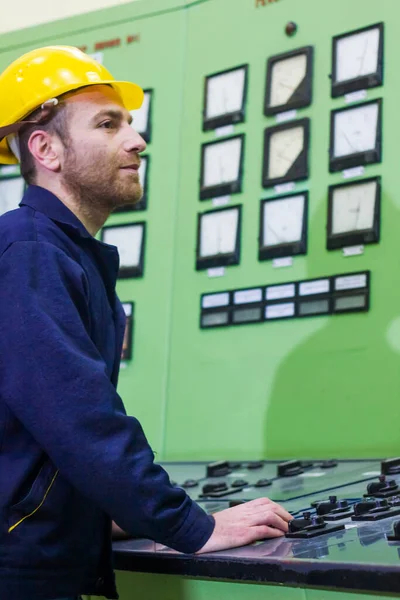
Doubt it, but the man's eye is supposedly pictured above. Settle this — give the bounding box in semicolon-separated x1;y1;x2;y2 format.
99;120;114;129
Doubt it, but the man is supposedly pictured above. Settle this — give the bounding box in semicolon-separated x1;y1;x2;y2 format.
0;47;292;600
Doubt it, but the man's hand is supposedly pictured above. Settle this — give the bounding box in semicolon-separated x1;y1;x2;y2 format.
196;498;292;554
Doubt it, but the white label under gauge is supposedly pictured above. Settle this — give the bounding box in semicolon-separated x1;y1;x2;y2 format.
343;245;364;257
207;267;225;278
274;182;296;194
212;196;230;207
335;274;367;291
299;279;330;296
265;302;295;319
215;125;235;137
234;288;262;305
276;109;297;123
266;283;296;301
342;166;365;179
345;90;367;104
202;292;230;308
273;257;293;269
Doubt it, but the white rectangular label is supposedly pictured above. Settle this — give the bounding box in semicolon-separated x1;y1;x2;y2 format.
215;125;235;137
276;110;297;123
266;283;295;301
301;472;326;478
274;182;296;194
207;267;225;278
345;90;367;104
335;274;367;291
265;302;295;319
273;256;293;269
202;292;230;308
343;166;365;179
299;279;330;296
343;245;364;257
212;196;230;207
234;288;262;305
0;165;19;176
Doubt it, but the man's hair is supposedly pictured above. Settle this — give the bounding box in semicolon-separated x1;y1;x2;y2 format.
18;102;71;185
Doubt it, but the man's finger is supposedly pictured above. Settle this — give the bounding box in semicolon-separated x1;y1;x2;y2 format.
251;525;285;540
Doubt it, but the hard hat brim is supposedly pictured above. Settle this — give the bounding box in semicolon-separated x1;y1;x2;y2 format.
0;79;144;165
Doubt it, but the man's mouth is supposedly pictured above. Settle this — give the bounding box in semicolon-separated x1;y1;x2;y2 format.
121;163;140;172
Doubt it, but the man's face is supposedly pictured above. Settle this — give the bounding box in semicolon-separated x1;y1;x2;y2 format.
60;85;146;211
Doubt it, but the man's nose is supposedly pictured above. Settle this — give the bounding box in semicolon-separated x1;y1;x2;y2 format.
124;125;147;154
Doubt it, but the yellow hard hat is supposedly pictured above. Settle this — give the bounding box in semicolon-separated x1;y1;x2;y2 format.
0;45;144;164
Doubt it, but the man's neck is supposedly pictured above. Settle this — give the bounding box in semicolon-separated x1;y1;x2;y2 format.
34;178;110;237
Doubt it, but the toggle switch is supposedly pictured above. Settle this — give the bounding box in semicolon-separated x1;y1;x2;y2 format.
352;499;400;522
277;460;304;477
316;496;339;516
182;479;198;489
202;482;228;495
206;460;232;478
381;457;400;476
365;476;400;499
286;512;345;539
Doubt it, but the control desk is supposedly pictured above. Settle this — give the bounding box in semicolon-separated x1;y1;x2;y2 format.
113;458;400;595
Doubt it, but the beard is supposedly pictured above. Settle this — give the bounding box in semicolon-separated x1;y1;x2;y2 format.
62;145;143;215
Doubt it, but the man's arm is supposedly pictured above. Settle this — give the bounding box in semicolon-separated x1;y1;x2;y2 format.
0;241;214;553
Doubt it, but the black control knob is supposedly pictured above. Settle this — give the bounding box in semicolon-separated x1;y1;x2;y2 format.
277;460;304;477
202;482;228;494
320;460;338;469
231;479;248;488
366;476;399;497
381;457;400;476
255;478;272;488
369;499;389;513
246;461;264;470
181;479;198;489
288;516;311;533
354;500;376;516
206;461;232;478
316;497;338;516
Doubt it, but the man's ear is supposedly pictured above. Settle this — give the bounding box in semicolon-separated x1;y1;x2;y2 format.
28;130;62;173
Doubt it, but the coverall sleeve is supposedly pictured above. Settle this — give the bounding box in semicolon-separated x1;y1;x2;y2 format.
0;241;215;553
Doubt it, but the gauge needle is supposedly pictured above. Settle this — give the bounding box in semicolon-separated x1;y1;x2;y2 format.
354;201;362;229
341;130;356;153
279;81;295;91
266;223;281;244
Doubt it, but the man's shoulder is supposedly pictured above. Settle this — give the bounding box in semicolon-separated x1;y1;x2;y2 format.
0;205;81;261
